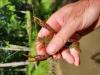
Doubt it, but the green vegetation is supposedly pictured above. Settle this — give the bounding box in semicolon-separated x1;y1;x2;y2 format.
0;0;70;75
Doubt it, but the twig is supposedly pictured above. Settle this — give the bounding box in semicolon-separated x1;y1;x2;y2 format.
14;68;26;72
0;44;30;51
0;47;30;51
0;61;29;68
0;68;26;72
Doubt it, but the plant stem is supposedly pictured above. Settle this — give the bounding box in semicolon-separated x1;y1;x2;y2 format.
25;0;32;46
25;0;33;75
26;11;32;46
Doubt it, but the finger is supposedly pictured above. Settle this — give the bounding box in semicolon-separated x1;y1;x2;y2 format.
70;48;80;66
61;49;74;64
36;41;46;55
38;15;61;37
53;53;61;60
36;15;60;55
46;17;83;55
37;6;72;55
37;4;73;37
95;15;100;29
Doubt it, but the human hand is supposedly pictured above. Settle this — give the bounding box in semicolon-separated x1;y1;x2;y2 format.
36;0;100;66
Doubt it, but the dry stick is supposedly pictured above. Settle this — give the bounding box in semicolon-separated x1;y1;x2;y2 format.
0;68;26;71
0;61;29;68
14;68;26;72
0;47;29;51
0;44;30;51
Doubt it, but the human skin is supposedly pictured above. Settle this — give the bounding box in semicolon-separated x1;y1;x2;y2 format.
36;0;100;66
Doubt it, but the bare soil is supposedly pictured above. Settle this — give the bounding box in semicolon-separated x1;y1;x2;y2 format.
58;28;100;75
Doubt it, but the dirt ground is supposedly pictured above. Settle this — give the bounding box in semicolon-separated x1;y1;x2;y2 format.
57;28;100;75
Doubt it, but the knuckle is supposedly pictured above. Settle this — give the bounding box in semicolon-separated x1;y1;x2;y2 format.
55;34;66;45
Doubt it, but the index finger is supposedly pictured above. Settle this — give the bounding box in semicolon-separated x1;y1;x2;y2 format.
37;15;60;37
36;15;60;55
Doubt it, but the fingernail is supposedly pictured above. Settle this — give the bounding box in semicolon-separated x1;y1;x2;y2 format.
74;60;80;67
74;57;80;67
46;44;57;55
75;63;80;67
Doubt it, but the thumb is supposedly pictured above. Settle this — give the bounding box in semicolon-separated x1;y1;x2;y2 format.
46;17;82;55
